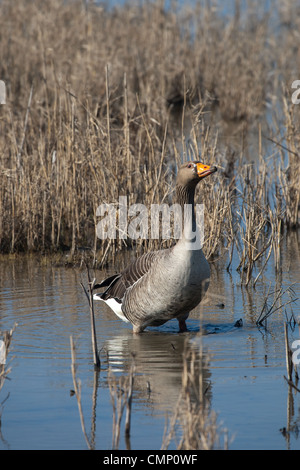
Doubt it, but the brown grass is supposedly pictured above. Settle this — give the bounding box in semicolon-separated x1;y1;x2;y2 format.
0;0;299;284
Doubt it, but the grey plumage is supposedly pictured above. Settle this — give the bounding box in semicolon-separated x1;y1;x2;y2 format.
93;161;217;333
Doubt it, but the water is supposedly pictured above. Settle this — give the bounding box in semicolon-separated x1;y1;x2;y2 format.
0;233;299;450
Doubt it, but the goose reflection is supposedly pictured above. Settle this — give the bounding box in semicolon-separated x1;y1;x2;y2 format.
102;329;212;414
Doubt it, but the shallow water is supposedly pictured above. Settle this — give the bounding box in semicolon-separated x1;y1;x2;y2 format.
0;233;299;450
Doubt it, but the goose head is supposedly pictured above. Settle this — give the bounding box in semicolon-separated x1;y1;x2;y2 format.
177;161;217;188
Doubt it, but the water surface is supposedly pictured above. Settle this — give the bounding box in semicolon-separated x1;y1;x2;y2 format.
0;238;299;450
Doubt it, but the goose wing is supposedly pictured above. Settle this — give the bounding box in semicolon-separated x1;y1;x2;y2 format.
94;250;161;302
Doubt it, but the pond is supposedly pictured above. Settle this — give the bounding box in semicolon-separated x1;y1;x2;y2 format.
0;232;299;450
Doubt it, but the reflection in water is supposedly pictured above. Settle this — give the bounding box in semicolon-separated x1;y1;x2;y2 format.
104;331;212;413
0;244;299;449
282;386;300;450
101;331;213;450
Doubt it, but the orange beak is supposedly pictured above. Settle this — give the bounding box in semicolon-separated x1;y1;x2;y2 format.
196;163;217;179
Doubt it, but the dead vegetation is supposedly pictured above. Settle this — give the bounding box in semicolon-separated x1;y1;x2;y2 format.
0;0;299;285
108;356;135;450
162;342;228;450
256;283;298;328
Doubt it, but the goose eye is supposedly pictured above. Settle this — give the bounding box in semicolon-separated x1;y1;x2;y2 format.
187;163;192;168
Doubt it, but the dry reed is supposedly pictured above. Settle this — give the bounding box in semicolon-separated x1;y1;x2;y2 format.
80;267;101;369
0;0;299;285
256;283;298;328
162;341;227;450
108;355;135;450
70;335;93;450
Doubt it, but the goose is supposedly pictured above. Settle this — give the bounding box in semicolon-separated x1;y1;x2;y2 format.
93;161;217;333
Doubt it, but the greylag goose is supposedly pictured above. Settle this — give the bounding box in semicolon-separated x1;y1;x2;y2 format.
93;161;217;333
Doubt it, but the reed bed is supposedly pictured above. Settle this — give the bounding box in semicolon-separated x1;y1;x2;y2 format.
0;0;299;285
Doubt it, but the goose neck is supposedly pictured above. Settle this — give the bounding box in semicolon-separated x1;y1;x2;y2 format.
175;184;197;236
